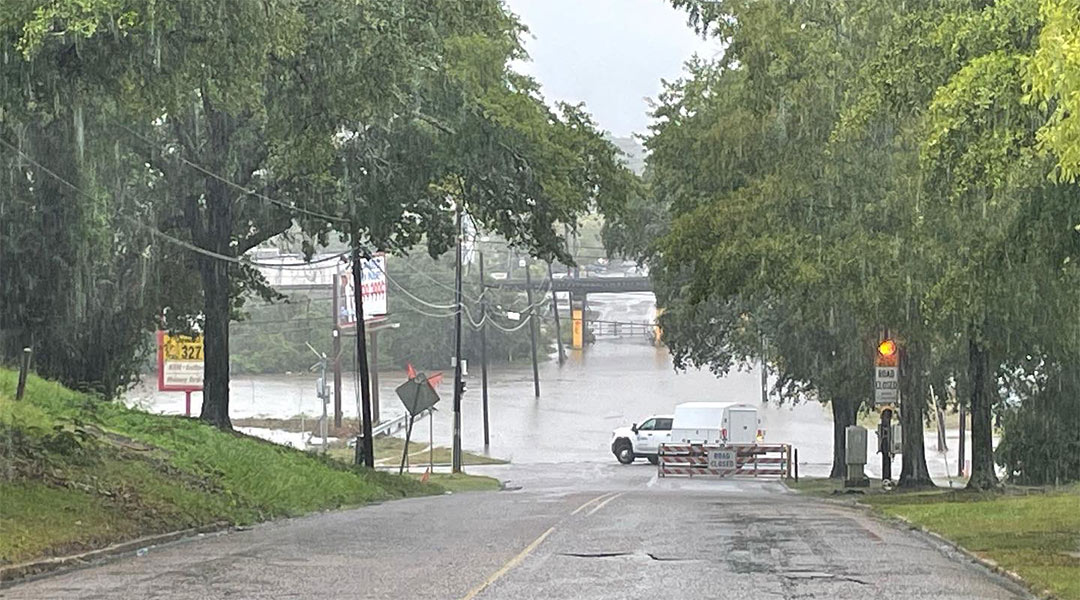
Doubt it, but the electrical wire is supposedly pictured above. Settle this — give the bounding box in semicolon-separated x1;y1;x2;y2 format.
0;137;247;266
119;124;350;224
0;138;359;270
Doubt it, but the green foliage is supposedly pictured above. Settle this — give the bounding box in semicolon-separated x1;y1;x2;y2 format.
1030;0;1080;181
644;0;1080;486
0;0;637;427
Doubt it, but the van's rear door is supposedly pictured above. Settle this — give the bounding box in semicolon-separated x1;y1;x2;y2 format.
727;408;758;444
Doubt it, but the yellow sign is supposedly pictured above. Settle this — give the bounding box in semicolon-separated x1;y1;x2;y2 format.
158;331;204;391
162;334;204;361
572;309;583;349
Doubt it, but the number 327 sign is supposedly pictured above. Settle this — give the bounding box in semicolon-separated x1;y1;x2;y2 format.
157;331;204;392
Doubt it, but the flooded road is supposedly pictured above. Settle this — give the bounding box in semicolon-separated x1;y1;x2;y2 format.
129;291;971;480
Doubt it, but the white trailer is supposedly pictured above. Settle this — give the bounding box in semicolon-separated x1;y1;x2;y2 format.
670;401;762;445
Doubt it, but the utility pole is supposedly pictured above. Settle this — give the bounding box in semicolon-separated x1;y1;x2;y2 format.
332;276;343;428
370;330;380;425
451;204;464;473
524;258;541;398
548;262;565;365
760;335;768;404
352;242;375;468
479;251;491;449
958;402;967;477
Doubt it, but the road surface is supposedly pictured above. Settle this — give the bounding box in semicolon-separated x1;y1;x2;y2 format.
2;463;1026;600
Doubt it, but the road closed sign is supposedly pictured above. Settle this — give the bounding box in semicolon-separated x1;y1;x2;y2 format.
708;449;737;471
874;366;899;405
157;331;204;392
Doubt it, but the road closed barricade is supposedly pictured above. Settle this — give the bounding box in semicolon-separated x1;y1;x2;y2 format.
658;443;793;478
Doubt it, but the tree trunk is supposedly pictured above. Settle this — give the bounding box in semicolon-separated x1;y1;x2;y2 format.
198;257;232;429
967;325;998;490
196;98;235;430
829;396;857;479
899;340;933;488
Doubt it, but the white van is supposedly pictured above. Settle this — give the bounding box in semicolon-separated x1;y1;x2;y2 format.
670;402;762;445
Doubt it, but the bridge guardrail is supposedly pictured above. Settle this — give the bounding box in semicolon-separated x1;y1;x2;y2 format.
658;443;793;478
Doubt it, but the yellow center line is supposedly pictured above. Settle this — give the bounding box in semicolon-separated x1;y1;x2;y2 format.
571;492;615;516
585;492;624;517
460;526;556;600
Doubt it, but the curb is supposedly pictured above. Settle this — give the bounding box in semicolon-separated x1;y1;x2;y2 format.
881;512;1057;600
0;521;232;587
805;493;1055;599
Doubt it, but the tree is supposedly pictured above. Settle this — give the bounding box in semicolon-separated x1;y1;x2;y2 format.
2;0;635;431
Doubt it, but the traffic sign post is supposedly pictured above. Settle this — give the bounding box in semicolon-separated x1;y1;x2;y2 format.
874;336;899;482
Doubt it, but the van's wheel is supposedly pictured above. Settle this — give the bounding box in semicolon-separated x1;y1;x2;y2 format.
647;455;659;465
615;441;635;464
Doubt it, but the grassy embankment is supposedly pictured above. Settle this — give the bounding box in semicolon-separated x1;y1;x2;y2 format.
0;370;494;567
232;417;508;468
786;478;1080;599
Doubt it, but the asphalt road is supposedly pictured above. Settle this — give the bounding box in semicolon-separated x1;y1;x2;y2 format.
2;463;1027;600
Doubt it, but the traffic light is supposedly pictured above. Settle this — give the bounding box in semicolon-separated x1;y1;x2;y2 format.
876;337;898;367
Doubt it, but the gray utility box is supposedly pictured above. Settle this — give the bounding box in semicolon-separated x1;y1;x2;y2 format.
844;425;870;488
845;426;868;465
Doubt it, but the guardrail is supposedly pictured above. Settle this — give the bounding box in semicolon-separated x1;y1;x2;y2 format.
348;408;433;447
658;443;793;478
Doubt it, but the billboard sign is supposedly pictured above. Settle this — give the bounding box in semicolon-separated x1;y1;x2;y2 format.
157;331;204;392
338;255;388;326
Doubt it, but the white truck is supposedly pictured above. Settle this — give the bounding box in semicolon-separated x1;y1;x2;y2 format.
610;414;673;464
669;401;762;445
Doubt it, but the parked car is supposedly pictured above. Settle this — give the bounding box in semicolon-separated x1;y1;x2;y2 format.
611;415;673;464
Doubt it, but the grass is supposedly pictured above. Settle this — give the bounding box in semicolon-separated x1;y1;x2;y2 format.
786;477;1080;599
0;369;501;566
411;472;502;493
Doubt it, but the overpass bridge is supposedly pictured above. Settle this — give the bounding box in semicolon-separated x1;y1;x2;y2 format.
494;276;653;294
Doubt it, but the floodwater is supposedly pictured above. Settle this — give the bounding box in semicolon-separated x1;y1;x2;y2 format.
128;292;976;481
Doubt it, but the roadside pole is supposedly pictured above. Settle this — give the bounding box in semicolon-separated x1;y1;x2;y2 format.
332;276;342;429
880;408;893;481
958;403;966;477
548;262;565;365
370;330;380;426
352;242;375;468
524;259;541;398
479;252;491;449
451;204;464;473
875;333;899;482
15;347;31;401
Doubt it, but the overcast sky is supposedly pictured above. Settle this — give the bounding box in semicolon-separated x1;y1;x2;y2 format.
504;0;721;138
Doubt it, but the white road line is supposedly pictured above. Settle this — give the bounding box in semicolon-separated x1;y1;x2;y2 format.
585;492;624;517
571;492;615;515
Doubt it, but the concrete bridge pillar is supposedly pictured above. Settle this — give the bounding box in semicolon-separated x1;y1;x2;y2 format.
570;291;588;349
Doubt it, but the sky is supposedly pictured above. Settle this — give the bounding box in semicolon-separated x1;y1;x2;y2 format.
504;0;722;138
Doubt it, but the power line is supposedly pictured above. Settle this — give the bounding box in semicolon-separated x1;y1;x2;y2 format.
0;138;363;271
0;137;247;266
118;124;350;225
